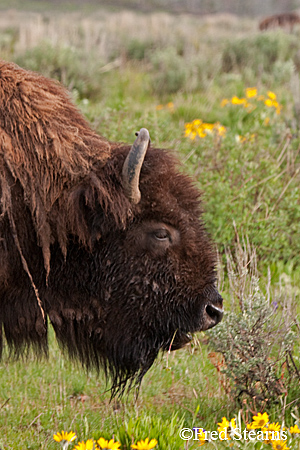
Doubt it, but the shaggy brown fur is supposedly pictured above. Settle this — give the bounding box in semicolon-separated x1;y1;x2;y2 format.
0;60;223;395
259;12;300;31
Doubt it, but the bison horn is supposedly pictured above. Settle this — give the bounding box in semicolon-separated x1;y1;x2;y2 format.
122;128;150;204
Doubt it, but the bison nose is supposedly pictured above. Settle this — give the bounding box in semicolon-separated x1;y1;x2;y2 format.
202;303;224;331
201;285;223;330
205;304;224;329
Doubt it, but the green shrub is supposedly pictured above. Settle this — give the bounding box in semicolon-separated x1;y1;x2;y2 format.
207;235;298;405
125;38;155;61
150;47;187;95
0;27;18;58
222;31;300;74
15;42;104;100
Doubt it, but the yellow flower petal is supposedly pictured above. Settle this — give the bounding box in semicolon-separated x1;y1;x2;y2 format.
290;424;300;434
245;87;257;98
193;119;202;126
230;418;237;430
251;412;269;429
53;431;77;443
198;129;207;138
265;99;274;107
231;96;247;105
198;429;207;446
74;439;94;450
267;91;277;100
271;439;289;450
131;437;158;449
218;417;230;429
202;123;215;131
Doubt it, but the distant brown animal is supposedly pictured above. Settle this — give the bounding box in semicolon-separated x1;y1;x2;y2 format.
0;60;223;396
259;12;300;31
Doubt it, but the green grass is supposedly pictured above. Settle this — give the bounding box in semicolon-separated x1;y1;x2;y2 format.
0;330;231;449
0;6;300;449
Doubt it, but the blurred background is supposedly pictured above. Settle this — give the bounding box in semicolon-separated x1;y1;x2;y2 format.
1;2;300;449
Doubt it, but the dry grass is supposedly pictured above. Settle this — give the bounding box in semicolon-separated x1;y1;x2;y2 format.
0;9;256;59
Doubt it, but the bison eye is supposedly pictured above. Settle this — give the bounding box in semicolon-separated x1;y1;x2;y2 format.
153;228;170;241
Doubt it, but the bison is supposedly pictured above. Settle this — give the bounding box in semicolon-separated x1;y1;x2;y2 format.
0;60;223;396
259;12;300;31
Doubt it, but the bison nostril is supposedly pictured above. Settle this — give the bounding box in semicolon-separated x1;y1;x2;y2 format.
205;304;223;325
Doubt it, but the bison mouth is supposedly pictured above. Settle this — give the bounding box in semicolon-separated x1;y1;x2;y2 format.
170;331;193;351
169;297;224;351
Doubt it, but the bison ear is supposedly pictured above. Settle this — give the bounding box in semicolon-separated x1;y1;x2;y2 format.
122;128;150;204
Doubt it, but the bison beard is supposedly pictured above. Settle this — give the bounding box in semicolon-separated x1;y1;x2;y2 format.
0;60;223;396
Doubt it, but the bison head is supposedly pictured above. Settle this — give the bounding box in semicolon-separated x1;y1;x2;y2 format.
47;129;223;396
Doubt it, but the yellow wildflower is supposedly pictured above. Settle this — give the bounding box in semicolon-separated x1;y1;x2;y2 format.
265;98;274;107
53;431;77;443
74;440;94;450
216;124;226;137
267;91;277;100
198;429;207;446
97;437;121;449
249;412;269;429
155;104;164;111
220;98;229;107
193;119;202;126
245;87;257;98
167;102;174;110
184;122;198;140
131;438;158;449
257;95;265;101
184;123;192;133
231;96;247;105
230;418;237;430
290;424;300;434
262;423;281;443
264;117;270;126
271;440;289;450
185;119;225;140
264;97;282;113
218;417;230;440
198;128;207;138
202;122;215;132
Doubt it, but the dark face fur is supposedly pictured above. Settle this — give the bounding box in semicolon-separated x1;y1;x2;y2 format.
46;147;223;396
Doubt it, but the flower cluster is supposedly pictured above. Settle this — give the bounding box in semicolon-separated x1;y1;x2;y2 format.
246;413;288;450
196;412;300;449
184;87;282;142
221;87;282;115
53;432;158;450
184;119;226;140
